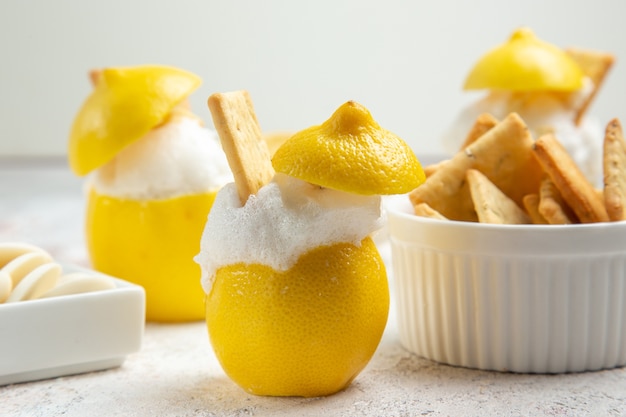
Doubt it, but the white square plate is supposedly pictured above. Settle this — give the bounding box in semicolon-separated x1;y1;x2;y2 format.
0;266;145;385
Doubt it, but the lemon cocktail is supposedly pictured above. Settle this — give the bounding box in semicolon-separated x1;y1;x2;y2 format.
196;95;425;397
68;65;232;322
444;27;613;181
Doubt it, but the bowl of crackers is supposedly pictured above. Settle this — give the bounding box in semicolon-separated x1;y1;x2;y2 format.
387;113;626;373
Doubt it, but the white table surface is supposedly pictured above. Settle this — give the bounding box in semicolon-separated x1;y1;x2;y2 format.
1;157;626;417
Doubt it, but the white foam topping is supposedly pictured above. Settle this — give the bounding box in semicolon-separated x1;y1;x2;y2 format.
195;174;383;294
442;77;603;184
90;117;233;200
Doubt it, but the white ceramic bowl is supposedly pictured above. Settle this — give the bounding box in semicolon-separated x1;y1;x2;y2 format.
0;265;145;385
386;195;626;373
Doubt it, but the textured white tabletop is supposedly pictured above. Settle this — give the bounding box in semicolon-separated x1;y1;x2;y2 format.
1;158;626;417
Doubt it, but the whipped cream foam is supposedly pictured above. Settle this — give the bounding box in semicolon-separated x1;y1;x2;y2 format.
195;174;383;294
90;117;233;200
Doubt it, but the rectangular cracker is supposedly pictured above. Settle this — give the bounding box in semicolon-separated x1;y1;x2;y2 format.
533;133;608;223
466;169;531;224
565;48;615;125
413;202;449;220
538;176;578;224
522;194;548;225
458;113;499;150
208;90;275;205
603;118;626;221
409;112;544;222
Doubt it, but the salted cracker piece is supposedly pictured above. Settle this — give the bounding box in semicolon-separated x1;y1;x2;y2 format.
565;48;615;125
422;159;449;178
603;118;626;221
409;112;543;222
208;90;275;205
522;194;548;225
538;176;578;224
458;113;499;150
466;169;531;224
413;202;449;220
533;133;609;223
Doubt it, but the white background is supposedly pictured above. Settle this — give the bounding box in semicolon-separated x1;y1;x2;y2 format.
1;0;624;158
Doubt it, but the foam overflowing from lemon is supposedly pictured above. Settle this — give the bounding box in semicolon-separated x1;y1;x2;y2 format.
196;174;382;293
91;117;232;200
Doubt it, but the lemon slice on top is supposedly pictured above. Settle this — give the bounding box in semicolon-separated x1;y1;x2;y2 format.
463;27;584;92
68;65;201;176
272;101;425;195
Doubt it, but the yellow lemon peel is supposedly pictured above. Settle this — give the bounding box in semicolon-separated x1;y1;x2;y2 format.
87;188;217;322
206;237;388;397
68;65;201;176
272;101;425;195
464;27;584;92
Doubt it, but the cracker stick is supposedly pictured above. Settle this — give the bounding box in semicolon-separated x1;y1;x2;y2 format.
410;112;543;222
603;118;626;221
467;169;531;224
522;194;548;225
422;159;449;178
413;203;448;221
208;90;275;205
88;69;103;87
458;113;499;150
533;133;609;223
565;48;615;125
538;176;578;224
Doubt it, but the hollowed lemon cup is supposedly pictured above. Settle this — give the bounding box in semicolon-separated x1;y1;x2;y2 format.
387;195;626;373
86;188;217;322
205;237;389;397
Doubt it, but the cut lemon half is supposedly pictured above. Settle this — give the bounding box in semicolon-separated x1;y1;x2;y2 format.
272;101;425;195
68;65;201;176
464;27;584;92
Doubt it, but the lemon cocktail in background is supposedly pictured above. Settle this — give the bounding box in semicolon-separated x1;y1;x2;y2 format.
444;27;614;182
196;95;425;397
68;65;232;322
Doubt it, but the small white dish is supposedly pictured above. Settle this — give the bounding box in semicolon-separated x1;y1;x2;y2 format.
387;194;626;373
0;265;145;385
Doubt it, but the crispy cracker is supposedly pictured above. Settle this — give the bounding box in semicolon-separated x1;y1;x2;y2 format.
603;118;626;221
208;91;275;205
458;113;499;150
413;203;449;220
466;169;531;224
409;112;543;222
533;133;608;223
538;176;578;224
423;159;449;178
565;48;615;125
522;194;548;225
88;69;102;87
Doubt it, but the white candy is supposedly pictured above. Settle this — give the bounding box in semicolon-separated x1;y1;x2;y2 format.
39;272;115;299
0;242;49;268
0;271;11;303
2;251;53;286
195;174;383;294
0;243;116;303
6;262;61;302
91;117;233;200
